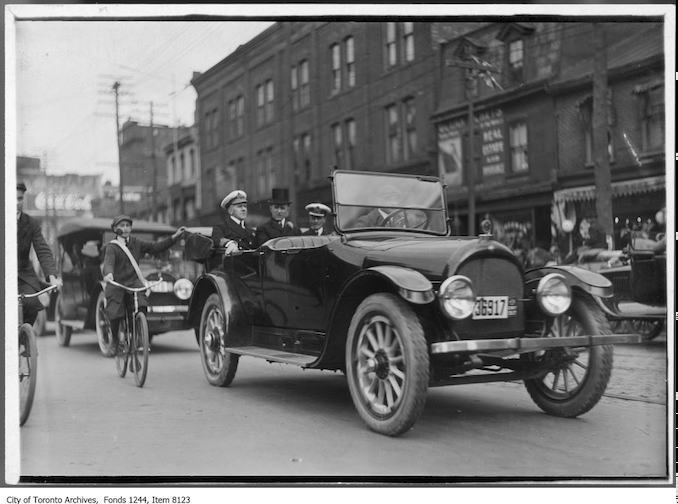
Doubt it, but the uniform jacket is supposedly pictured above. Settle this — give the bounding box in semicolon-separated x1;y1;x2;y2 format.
255;219;297;247
301;226;333;236
17;212;57;290
102;235;176;319
354;208;386;228
212;217;257;251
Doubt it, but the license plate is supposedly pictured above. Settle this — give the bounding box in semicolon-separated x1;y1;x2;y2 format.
473;296;509;320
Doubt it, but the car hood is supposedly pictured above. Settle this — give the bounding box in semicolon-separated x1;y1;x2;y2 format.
342;234;519;280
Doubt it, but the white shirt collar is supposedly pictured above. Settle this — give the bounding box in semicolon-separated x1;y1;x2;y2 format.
230;216;244;226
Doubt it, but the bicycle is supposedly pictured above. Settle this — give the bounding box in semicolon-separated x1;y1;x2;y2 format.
104;278;162;387
18;283;58;426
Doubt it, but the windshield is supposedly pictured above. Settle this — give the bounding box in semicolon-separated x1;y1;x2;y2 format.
334;171;447;234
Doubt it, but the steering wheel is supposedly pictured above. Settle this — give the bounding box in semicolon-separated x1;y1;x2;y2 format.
382;209;429;229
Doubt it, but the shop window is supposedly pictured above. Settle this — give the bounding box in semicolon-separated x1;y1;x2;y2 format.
509;121;529;173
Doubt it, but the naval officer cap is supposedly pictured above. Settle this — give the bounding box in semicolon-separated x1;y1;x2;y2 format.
305;202;331;217
220;190;248;209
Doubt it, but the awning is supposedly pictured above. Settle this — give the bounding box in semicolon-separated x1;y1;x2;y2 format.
553;176;665;203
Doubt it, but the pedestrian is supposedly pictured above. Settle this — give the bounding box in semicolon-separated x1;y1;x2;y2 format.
17;181;62;325
255;187;297;246
212;189;256;255
302;202;333;236
102;215;185;344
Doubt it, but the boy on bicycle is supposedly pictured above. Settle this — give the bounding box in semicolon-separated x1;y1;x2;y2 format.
102;215;185;343
17;182;62;325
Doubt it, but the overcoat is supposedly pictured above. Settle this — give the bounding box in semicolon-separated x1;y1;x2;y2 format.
255;219;297;247
17;212;57;320
212;217;257;251
102;235;175;319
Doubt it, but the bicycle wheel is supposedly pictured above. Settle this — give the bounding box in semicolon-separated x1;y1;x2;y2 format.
132;312;150;387
115;317;129;378
19;324;38;426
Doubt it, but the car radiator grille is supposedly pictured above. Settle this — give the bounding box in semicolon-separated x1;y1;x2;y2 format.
450;257;525;340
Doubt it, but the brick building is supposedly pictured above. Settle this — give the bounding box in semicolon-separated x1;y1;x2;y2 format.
191;21;463;228
165;126;201;226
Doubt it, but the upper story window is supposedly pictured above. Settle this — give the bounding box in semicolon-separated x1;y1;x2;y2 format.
637;83;664;152
168;154;175;185
507;39;524;84
509;121;529;173
331;43;341;94
385;103;400;164
578;92;616;166
385;98;418;165
403;97;417;159
291;65;298;110
331;119;357;171
203;107;219;150
293;133;312;185
292;60;311;111
402;22;415;62
255;80;274;126
345;37;355;88
236;95;245;135
345;118;357;171
385;22;415;68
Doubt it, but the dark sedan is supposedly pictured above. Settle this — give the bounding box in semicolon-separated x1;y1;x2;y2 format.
185;170;640;436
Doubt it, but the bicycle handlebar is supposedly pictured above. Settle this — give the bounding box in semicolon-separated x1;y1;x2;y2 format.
19;284;59;299
105;278;163;292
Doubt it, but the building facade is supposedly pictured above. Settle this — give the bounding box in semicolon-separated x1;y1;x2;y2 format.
165;126;201;226
191;21;458;228
119;119;190;222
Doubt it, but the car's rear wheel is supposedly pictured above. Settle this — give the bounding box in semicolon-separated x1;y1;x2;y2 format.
54;293;72;347
95;292;116;357
199;293;239;387
524;294;613;418
345;293;429;436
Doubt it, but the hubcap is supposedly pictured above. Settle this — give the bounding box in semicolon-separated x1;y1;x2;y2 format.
203;307;225;373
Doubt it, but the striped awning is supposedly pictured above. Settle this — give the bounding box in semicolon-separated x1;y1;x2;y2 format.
553;175;665;203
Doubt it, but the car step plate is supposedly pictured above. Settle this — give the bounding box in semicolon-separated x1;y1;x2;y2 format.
224;345;317;366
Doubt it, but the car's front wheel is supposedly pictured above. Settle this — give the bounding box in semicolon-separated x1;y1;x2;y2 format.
524;294;613;418
345;293;429;436
199;293;239;387
54;293;72;347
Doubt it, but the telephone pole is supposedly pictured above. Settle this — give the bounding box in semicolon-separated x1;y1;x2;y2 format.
113;81;124;214
592;24;614;249
150;101;157;221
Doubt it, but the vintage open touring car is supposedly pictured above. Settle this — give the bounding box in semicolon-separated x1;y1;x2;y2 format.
184;170;640;436
54;218;202;356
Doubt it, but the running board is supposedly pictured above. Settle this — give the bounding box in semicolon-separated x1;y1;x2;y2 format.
224;346;318;367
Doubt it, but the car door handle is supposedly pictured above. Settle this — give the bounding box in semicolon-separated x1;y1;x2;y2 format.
282;249;301;255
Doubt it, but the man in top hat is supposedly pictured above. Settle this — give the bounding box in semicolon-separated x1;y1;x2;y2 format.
255;187;297;247
213;189;256;255
102;215;185;340
17;181;62;325
302;203;333;236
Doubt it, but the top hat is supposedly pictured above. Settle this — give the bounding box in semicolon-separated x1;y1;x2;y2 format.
220;190;248;209
111;214;133;229
268;188;291;205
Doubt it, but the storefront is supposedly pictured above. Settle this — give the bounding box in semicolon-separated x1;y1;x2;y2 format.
551;175;665;256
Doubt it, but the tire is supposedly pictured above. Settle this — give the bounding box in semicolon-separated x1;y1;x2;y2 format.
115;317;129;378
33;310;47;337
132;312;150;387
199;293;239;387
629;319;664;341
345;293;429;436
524;294;614;418
54;294;72;347
95;292;117;357
19;324;38;426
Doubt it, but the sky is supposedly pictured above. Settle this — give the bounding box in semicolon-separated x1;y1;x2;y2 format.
11;11;274;184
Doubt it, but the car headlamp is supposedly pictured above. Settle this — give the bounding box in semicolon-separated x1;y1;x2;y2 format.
438;275;475;320
173;278;193;300
536;273;571;316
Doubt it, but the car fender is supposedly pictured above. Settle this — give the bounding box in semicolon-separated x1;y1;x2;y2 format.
524;265;613;299
365;265;435;304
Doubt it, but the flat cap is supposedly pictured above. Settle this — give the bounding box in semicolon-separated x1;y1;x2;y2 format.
111;214;133;229
220;190;247;209
305;202;331;217
17;182;27;192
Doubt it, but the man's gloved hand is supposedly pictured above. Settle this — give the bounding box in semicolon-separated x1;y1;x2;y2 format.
172;226;187;240
223;240;240;256
103;273;114;283
48;275;63;289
